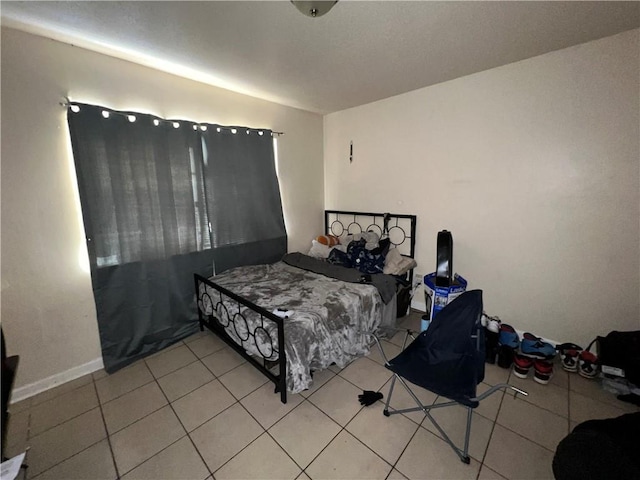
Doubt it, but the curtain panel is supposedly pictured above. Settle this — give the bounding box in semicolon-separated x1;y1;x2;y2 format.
67;103;286;372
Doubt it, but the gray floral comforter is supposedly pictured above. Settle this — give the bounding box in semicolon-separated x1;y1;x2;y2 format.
198;260;397;393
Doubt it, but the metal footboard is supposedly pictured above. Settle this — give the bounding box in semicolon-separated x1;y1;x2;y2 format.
194;274;288;403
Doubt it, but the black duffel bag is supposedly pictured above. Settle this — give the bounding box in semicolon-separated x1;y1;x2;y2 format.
597;330;640;386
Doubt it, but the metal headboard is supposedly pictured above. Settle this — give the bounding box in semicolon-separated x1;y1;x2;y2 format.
324;210;417;281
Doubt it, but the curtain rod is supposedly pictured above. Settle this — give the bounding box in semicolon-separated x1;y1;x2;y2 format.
59;101;284;136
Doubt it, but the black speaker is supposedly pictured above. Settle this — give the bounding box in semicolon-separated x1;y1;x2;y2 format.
436;230;453;287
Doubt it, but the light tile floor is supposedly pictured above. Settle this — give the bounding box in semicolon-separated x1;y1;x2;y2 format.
6;312;639;480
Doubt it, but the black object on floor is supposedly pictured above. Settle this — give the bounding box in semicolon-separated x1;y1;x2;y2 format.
485;329;499;364
553;412;640;480
2;328;20;461
497;345;515;369
358;390;383;406
617;393;640;406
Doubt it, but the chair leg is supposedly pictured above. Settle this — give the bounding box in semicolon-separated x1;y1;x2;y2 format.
374;338;527;465
421;403;472;464
382;375;475;464
383;375;397;416
461;406;473;464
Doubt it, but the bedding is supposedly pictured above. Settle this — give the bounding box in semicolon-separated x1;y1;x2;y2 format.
383;247;418;276
196;210;417;403
198;255;397;393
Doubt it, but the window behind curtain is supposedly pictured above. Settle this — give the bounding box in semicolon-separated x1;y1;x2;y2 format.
77;109;210;268
67;103;287;372
202;127;286;248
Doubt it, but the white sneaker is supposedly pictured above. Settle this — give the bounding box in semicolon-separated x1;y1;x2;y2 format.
486;315;501;333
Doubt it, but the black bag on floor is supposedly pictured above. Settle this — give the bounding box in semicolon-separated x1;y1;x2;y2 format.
553;412;640;480
597;331;640;386
396;284;411;318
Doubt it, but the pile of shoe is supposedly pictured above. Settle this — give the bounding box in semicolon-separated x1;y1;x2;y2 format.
481;313;599;385
481;313;502;365
556;342;599;379
513;333;557;385
481;314;558;384
481;314;521;370
497;324;519;369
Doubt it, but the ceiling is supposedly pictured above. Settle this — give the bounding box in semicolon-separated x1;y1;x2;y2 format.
2;1;639;114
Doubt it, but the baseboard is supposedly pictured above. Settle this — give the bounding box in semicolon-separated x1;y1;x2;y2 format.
10;356;104;404
410;299;426;312
409;299;560;346
513;328;561;350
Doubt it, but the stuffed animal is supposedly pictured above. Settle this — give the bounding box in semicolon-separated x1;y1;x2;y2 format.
315;234;340;246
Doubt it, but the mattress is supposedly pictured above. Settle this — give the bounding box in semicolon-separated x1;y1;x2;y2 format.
198;260;397;393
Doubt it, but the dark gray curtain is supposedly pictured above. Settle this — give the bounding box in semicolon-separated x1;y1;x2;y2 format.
67;103;286;372
202;127;287;267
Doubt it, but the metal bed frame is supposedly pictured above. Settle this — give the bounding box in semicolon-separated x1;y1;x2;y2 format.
194;210;417;403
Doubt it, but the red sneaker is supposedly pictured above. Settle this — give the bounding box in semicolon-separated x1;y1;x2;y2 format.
533;360;554;384
579;350;598;379
556;342;583;372
513;353;534;379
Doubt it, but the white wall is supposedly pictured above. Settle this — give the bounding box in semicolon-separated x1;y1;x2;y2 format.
1;27;324;392
325;29;640;347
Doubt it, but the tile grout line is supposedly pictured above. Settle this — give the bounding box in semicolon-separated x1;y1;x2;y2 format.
102;400;168;438
336;410;398;475
26;384;101;439
492;415;559;455
198;347;250;381
310;357;457;477
21;400;33;480
143;361;213;479
145;356;202;384
567;373;573;432
481;368;566;474
477;381;509;479
99;365;175;476
304;389;405;477
24;424;107;480
327;388;417;479
95;360;159;405
386;421;427;480
20;376;94;478
91;378;121;479
189;378;272;477
25;321;599;480
116;434;194;478
232;391;349;477
285;398;353;476
205;324;560;478
25;400;115;478
228;398;306;475
27;376;94;409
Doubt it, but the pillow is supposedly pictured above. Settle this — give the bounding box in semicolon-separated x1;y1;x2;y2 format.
365;231;380;250
308;240;347;259
316;234;340;246
308;239;332;259
383;248;417;276
339;234;354;245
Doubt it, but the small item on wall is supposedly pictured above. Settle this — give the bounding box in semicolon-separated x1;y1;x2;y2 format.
350;141;353;164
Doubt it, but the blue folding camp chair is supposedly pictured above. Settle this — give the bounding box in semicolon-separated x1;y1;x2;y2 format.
372;290;527;463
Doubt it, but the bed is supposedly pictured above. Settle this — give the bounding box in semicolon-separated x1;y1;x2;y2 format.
194;210;417;403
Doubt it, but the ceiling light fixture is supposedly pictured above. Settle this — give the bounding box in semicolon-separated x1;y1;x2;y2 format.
291;1;338;18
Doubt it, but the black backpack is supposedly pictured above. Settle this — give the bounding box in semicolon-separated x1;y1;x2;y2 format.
597;331;640;386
